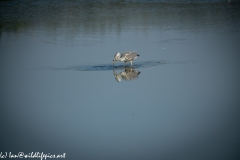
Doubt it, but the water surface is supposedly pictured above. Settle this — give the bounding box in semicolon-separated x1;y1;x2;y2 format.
1;1;240;160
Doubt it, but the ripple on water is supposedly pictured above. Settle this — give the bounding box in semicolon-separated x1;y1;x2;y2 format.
61;60;168;71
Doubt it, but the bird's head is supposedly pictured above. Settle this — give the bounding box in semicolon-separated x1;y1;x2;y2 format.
113;52;121;65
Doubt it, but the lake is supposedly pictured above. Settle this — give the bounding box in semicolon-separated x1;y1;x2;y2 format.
1;0;240;160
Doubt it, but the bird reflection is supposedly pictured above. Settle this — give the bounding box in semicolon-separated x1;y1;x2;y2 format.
113;67;141;82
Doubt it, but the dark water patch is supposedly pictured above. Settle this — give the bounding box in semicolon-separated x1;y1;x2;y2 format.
33;60;194;72
54;60;168;71
2;0;239;34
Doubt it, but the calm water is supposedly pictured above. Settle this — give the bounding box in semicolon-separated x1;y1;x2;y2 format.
1;0;240;160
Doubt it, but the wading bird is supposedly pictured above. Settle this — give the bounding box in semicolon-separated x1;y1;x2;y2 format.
113;51;140;66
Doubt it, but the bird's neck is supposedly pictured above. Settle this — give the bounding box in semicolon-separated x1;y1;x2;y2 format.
117;56;125;62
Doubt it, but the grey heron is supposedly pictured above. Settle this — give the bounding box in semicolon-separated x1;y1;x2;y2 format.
113;51;140;66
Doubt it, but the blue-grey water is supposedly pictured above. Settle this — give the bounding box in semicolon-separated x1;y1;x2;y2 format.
1;1;240;160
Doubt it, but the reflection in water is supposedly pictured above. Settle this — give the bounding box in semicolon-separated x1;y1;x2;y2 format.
113;67;141;82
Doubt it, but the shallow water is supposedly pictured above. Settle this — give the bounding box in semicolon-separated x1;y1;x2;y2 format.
1;0;240;160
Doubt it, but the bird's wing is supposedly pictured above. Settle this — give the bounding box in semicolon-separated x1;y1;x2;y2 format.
121;52;128;58
123;51;137;61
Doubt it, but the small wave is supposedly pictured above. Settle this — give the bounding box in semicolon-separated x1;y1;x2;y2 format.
58;60;168;71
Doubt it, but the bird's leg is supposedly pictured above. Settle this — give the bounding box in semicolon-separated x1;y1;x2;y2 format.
124;62;126;66
130;61;132;66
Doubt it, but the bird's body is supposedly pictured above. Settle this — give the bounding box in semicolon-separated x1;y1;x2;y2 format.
113;51;140;66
